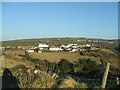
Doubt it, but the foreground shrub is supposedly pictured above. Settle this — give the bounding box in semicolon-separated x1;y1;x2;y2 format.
74;59;104;76
28;73;56;88
74;82;88;88
11;65;36;88
58;77;88;88
57;59;74;74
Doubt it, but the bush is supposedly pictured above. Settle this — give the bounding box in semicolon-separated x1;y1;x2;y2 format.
57;59;74;74
28;73;56;88
79;52;84;55
11;65;36;88
74;82;88;88
58;77;88;88
74;59;104;76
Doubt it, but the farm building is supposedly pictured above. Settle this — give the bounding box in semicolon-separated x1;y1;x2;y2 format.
49;47;63;51
85;44;91;47
27;50;34;52
0;47;5;50
38;43;49;51
69;49;79;52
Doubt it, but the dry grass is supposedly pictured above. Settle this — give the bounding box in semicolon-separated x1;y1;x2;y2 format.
4;50;25;56
58;77;88;88
3;50;119;68
29;51;101;64
100;48;116;55
3;50;35;68
3;57;35;68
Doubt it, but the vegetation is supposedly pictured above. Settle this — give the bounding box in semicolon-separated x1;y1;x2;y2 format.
74;59;104;76
56;59;74;74
58;77;88;88
28;73;56;88
2;38;120;88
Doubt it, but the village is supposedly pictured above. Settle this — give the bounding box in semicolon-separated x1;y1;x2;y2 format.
0;43;100;53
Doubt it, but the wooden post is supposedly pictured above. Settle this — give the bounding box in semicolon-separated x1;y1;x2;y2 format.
101;62;110;88
116;77;119;85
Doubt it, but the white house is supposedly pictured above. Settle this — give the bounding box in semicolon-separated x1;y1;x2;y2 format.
71;45;79;48
85;44;91;47
38;51;42;53
79;49;86;51
38;43;49;48
6;46;11;49
38;43;49;50
0;47;5;50
61;45;70;48
49;47;63;51
27;50;34;52
69;49;79;52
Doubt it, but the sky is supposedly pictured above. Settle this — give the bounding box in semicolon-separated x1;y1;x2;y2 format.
2;2;118;41
0;2;2;42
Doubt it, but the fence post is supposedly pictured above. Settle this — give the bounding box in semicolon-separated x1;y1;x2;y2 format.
101;62;110;88
116;77;119;85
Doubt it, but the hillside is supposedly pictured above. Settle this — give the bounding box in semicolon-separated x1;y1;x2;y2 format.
1;37;120;88
2;37;119;50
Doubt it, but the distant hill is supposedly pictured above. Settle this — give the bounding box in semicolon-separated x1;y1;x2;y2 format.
1;37;119;51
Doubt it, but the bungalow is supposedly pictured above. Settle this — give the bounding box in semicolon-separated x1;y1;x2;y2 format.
79;48;86;51
71;45;79;48
49;47;63;51
85;44;91;47
69;49;79;52
0;47;5;50
27;50;34;52
5;46;11;49
38;50;42;53
38;43;49;51
17;46;22;49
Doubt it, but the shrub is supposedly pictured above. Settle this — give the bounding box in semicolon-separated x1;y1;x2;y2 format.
74;82;88;88
74;59;104;76
28;73;56;88
79;52;84;55
57;59;74;74
58;77;88;88
11;65;36;88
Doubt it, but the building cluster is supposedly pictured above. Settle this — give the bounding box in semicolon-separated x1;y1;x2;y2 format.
0;43;99;52
26;43;99;53
0;43;100;53
71;39;114;43
0;47;5;50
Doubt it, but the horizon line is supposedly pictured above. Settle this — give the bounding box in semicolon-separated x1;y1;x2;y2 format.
2;36;119;42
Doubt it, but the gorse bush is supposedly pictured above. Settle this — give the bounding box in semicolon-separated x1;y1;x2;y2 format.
28;73;56;88
74;59;104;76
11;65;36;88
57;59;74;74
